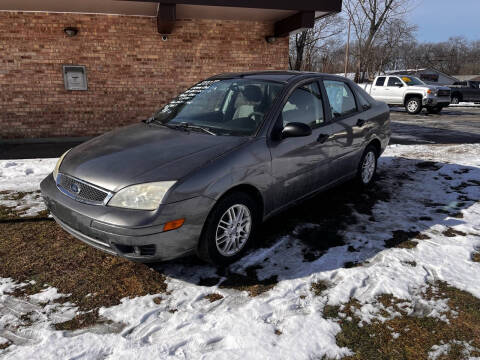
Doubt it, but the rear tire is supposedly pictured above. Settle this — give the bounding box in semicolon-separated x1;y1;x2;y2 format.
356;145;378;187
405;97;422;114
197;192;258;266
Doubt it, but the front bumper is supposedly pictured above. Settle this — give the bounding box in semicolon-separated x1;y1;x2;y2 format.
423;96;451;107
40;174;215;262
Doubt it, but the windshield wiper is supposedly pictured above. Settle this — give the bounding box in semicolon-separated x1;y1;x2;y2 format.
173;122;217;136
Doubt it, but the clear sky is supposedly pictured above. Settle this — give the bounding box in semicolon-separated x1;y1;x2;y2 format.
409;0;480;42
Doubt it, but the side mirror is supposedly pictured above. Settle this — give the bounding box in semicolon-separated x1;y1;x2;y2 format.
281;122;312;139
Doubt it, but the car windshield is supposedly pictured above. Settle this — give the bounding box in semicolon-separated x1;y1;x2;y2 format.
150;79;284;136
400;76;425;86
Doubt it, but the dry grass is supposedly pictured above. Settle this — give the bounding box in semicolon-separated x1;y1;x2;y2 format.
323;282;480;360
0;221;167;330
204;293;224;303
311;280;329;296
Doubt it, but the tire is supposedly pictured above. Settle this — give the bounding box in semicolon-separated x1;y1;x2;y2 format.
451;95;460;105
197;192;259;266
405;97;422;114
356;145;378;187
427;106;442;114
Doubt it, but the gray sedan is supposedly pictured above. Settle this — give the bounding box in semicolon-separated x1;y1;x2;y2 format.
41;71;390;266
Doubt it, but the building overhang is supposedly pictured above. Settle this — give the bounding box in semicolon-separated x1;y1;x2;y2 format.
0;0;342;36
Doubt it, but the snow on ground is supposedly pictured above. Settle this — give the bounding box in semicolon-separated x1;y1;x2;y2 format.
1;144;480;359
0;158;56;217
449;102;480;107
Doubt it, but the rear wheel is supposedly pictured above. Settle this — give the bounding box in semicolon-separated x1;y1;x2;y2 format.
197;192;258;266
405;97;422;114
356;145;378;186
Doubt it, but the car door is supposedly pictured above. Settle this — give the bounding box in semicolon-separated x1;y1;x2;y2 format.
384;76;405;104
320;78;367;182
268;81;339;208
370;76;387;102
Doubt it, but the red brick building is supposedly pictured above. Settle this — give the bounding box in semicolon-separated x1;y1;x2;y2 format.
0;1;341;139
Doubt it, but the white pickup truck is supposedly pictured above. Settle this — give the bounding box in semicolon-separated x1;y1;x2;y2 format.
360;75;451;114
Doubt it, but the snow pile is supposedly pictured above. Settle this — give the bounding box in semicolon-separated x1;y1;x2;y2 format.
0;144;479;359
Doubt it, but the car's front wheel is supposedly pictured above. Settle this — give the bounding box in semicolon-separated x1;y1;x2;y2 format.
198;192;258;266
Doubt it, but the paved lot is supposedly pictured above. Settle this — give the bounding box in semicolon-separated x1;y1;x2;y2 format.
1;106;480;159
390;106;480;145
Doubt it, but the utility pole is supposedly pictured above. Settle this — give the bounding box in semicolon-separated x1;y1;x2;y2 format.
344;20;351;78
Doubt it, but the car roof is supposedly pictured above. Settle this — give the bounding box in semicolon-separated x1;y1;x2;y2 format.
207;70;335;84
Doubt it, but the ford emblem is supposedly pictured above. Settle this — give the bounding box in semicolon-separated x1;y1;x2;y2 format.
70;183;81;194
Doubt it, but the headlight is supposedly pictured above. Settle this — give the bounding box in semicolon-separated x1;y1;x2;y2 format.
107;181;176;210
52;149;71;181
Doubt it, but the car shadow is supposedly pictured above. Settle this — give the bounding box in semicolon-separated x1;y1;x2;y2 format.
150;155;480;292
390;121;480;145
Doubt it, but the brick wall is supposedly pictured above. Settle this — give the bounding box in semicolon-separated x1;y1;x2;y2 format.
0;11;288;139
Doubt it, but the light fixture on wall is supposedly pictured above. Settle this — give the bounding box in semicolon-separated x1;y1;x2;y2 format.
64;27;79;37
265;36;277;44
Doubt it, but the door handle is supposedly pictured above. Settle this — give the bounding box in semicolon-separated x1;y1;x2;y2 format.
356;119;366;127
317;134;329;143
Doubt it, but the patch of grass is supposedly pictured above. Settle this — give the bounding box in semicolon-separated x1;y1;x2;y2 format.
384;230;421;249
442;228;467;237
274;329;282;336
471;252;480;263
218;265;277;297
311;280;329;296
0;341;12;350
402;260;417;267
204;293;224;303
327;282;480;360
0;221;167;331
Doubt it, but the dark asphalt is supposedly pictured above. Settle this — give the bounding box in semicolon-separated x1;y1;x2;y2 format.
1;106;480;159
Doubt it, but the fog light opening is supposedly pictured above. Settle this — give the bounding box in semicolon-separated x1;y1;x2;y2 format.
163;218;185;232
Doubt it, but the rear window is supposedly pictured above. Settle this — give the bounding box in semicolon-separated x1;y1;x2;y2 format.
375;77;386;86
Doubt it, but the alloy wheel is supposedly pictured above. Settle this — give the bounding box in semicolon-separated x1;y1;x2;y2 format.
407;99;419;113
215;204;252;256
361;151;376;184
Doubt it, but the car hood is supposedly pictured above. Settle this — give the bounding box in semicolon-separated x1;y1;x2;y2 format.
60;123;248;192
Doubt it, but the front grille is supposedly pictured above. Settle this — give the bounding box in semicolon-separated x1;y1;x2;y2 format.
438;89;451;97
57;174;110;205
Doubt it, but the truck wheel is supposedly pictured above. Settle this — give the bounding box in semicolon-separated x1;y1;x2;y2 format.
451;96;460;104
405;97;422;115
427;106;442;114
197;192;258;266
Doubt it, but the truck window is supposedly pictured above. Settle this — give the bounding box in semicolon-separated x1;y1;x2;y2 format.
375;77;386;86
387;77;403;87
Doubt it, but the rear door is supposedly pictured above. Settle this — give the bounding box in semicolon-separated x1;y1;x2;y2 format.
268;80;338;208
370;76;388;102
320;78;368;182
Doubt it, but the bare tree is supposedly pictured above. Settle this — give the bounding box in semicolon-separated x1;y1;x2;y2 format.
343;0;412;82
289;14;344;71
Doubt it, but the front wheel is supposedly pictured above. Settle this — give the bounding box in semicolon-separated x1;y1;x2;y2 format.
197;192;258;266
356;145;378;186
405;97;422;114
451;96;460;105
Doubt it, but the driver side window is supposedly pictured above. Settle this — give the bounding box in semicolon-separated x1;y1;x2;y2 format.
387;77;403;87
281;82;325;128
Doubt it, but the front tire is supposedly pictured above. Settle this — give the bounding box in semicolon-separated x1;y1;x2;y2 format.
451;95;461;105
405;97;422;114
356;145;378;186
197;192;258;266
